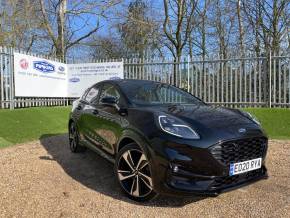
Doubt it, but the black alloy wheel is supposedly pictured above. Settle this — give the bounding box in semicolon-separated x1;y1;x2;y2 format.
115;143;157;201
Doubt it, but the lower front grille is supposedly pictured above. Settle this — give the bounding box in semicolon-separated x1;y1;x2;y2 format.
210;137;268;166
211;167;265;189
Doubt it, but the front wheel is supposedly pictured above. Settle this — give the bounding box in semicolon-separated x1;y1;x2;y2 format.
115;143;157;201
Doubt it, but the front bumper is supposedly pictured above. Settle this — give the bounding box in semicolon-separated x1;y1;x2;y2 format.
148;135;268;197
163;165;268;197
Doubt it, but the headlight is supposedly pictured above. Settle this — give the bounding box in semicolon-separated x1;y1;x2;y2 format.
158;115;200;139
241;111;261;125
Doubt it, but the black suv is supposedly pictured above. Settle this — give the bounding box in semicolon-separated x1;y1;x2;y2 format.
68;79;268;201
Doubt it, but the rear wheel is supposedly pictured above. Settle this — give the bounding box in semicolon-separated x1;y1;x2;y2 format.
69;122;86;153
115;143;157;201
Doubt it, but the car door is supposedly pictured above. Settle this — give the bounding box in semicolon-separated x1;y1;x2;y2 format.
77;84;102;148
90;83;127;155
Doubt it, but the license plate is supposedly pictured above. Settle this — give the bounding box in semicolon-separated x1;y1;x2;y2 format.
229;158;262;176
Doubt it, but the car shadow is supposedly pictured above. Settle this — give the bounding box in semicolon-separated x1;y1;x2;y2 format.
39;134;207;207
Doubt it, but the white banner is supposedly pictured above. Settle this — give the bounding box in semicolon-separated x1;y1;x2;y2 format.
67;62;123;97
14;53;67;97
14;53;124;98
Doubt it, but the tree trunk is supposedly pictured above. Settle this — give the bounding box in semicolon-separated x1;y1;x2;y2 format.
174;51;182;87
271;0;280;55
56;0;67;60
188;33;193;60
237;0;244;56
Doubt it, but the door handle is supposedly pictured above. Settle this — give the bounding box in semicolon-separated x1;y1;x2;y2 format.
92;109;99;115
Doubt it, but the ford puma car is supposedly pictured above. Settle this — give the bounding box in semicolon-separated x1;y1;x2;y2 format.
68;79;268;201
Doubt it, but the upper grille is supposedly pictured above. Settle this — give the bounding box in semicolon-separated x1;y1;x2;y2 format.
210;137;268;166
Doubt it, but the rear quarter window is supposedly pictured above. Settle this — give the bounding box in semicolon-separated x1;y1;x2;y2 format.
85;87;99;103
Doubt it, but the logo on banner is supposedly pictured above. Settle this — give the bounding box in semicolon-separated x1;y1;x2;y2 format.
58;66;65;72
33;61;55;73
19;59;28;70
69;77;80;83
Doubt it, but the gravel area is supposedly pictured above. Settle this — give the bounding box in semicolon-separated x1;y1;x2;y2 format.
0;135;289;218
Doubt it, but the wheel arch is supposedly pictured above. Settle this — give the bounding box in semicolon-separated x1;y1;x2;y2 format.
117;137;136;152
116;130;153;160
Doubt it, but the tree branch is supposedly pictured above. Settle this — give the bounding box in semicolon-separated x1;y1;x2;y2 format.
66;21;101;50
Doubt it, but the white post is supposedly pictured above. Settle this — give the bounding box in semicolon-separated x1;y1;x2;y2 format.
9;47;15;109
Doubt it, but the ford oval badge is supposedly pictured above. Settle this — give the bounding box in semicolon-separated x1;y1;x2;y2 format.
238;128;246;133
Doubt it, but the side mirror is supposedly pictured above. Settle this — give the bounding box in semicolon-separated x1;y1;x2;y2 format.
100;96;118;107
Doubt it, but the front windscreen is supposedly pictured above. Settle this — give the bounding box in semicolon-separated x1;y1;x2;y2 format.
119;81;203;106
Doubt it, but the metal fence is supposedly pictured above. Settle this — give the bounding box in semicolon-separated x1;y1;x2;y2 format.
1;46;290;109
124;53;290;108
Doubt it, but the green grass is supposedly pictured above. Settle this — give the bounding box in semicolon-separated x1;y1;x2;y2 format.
244;108;290;140
0;107;71;148
0;106;289;148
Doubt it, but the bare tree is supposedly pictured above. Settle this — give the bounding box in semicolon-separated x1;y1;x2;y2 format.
242;0;289;55
163;0;197;84
119;0;160;58
0;0;41;51
189;0;209;60
282;9;290;50
1;0;289;60
163;0;197;61
90;36;127;59
237;0;245;56
39;0;121;60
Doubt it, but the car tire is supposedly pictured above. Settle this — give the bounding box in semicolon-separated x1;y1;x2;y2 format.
115;143;157;202
69;122;86;153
